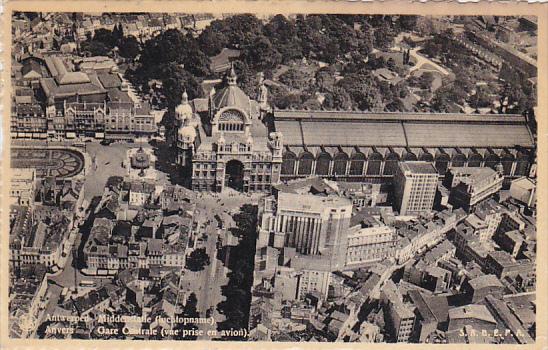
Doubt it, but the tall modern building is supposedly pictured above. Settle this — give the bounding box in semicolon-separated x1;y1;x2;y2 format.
393;162;438;216
257;191;352;270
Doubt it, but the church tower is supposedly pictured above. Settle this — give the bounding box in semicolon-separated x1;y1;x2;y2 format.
269;132;283;184
257;72;269;113
176;90;192;127
175;90;196;167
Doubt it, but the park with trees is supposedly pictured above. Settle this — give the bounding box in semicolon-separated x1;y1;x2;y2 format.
79;14;535;119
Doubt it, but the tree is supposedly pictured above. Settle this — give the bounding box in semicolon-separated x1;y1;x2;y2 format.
215;204;258;339
364;55;386;71
93;28;117;49
52;37;60;51
184;45;211;77
186;248;210;271
141;29;211;77
272;92;302;110
315;67;336;93
174;293;199;340
241;37;281;71
141;29;186;65
265;14;297;43
497;66;535;114
118;35;140;60
20;12;38;21
113;23;124;43
397;15;418;32
373;21;396;50
278;68;312;90
265;14;303;62
302;97;322;110
387;57;396;70
337;70;383;111
160;63;202;109
80;40;110;56
469;85;492;111
199;14;264;53
385;98;406;112
197;28;228;56
324;87;353;111
431;82;466;112
231;60;259;98
417;72;436;90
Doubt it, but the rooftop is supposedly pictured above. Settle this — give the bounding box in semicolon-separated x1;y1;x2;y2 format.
98;73;122;89
129;181;156;194
107;88;133;104
274;112;534;148
449;304;497;324
399;161;438;175
450;167;500;185
210;48;241;73
511;176;536;190
12;168;35;181
274;176;338;196
383;281;415;319
290;255;332;272
44;56;91;85
213;77;250;114
408;290;436;323
40;74;106;98
468;274;504;290
277;192;352;213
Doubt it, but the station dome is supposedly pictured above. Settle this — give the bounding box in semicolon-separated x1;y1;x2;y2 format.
178;125;196;141
213;66;250;113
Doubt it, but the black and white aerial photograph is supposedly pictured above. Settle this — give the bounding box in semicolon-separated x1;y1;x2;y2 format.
8;11;538;344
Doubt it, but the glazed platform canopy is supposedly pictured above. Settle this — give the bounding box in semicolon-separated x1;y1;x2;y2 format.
274;110;535;149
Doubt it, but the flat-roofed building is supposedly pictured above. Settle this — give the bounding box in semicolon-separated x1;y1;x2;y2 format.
484;250;535;281
509;177;536;208
393;162;438;216
10;205;72;268
40;56;107;105
345;215;395;267
258;191;352;270
474;200;504;240
407;290;438;342
290;255;332;301
446;167;504;212
484;295;535;344
10;169;36;206
496;230;524;258
381;280;416;343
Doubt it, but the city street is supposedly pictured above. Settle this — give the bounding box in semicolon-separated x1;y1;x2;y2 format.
179;189;260;339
